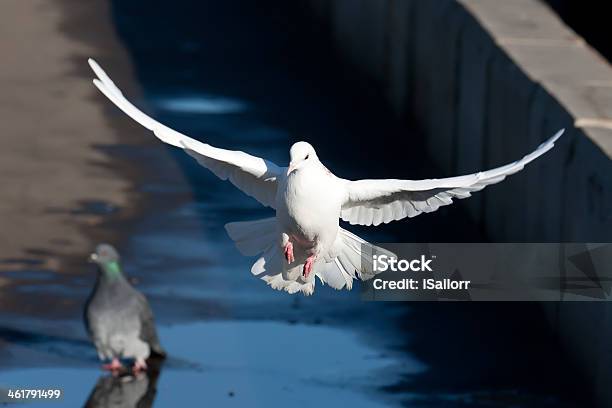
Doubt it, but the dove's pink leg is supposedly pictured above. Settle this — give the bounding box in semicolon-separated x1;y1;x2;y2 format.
132;358;147;374
283;242;294;264
303;255;315;278
102;358;123;371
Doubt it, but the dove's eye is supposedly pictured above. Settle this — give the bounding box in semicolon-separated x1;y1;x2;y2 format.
305;154;310;160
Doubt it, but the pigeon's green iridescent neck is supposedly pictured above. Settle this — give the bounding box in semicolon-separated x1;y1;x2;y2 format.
102;260;123;278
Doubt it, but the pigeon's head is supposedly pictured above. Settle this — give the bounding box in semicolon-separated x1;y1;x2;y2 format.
89;243;120;265
287;142;317;176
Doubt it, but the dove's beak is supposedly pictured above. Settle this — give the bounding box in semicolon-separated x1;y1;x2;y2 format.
287;163;296;176
88;253;98;263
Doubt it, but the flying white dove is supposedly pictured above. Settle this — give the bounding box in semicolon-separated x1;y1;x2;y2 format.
88;58;564;296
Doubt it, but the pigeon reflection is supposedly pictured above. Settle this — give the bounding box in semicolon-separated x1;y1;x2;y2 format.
83;359;163;408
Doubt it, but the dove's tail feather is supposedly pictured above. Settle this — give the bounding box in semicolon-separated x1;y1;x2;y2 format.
225;217;314;295
317;227;396;291
254;245;316;296
225;218;391;296
225;217;316;295
225;218;277;256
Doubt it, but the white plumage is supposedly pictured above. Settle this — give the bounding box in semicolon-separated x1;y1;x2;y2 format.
88;58;564;296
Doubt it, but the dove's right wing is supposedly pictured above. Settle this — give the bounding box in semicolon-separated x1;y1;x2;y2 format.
340;129;564;226
88;59;282;208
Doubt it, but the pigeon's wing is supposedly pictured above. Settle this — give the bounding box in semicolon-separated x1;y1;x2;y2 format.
340;130;564;226
88;59;282;208
83;291;95;338
135;293;166;357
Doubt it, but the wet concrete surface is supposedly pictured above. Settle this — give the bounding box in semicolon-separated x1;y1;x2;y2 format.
0;0;140;274
0;1;594;407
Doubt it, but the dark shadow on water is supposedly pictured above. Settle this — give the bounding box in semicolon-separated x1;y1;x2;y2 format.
0;327;89;349
387;304;593;407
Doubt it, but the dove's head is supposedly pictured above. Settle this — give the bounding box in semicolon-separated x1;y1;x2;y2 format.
89;244;123;277
287;142;317;176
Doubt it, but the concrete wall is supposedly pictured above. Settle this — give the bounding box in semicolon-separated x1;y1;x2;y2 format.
306;1;612;405
305;0;612;243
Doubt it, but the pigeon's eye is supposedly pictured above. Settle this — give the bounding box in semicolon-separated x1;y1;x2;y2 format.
305;154;310;160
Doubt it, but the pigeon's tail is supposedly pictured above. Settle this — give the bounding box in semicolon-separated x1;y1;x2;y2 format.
226;219;393;296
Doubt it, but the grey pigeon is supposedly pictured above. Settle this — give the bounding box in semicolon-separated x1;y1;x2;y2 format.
85;244;165;373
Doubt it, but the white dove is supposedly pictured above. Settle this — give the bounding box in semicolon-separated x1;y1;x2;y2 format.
88;59;564;296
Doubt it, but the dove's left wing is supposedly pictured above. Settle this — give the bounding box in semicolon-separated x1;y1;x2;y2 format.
340;129;564;226
88;59;282;208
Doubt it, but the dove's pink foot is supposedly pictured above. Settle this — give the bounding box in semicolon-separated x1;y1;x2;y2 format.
132;358;147;374
303;256;315;278
102;358;123;371
284;242;295;264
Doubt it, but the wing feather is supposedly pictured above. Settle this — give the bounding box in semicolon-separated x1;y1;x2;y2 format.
89;59;282;208
340;129;564;226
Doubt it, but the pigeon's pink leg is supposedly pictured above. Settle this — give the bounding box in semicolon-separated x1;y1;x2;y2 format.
132;358;147;374
283;242;295;264
303;255;315;278
102;358;123;371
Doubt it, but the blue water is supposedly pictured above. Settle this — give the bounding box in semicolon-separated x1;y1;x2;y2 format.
0;321;420;407
0;1;590;407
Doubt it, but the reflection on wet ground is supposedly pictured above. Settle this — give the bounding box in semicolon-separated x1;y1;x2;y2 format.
0;1;592;407
83;359;163;408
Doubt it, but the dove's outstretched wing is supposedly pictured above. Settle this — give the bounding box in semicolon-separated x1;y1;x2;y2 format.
88;59;282;208
340;129;564;226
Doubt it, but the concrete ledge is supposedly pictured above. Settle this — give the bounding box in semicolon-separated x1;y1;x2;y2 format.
306;0;612;242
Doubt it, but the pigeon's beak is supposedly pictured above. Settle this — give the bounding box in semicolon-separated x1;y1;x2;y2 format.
287;163;296;176
88;253;98;263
